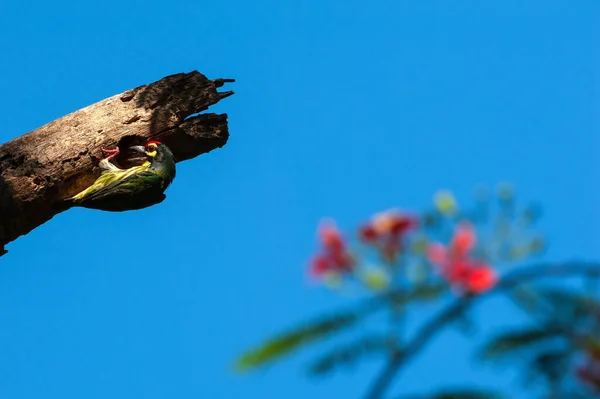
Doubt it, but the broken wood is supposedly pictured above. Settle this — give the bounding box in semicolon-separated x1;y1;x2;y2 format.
0;71;234;256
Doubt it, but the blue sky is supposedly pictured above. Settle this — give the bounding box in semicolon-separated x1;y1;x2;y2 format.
0;1;598;398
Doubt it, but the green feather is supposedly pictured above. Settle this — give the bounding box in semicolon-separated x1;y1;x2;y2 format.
68;143;176;212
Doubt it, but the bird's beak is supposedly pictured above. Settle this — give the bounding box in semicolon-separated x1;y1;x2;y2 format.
130;146;146;154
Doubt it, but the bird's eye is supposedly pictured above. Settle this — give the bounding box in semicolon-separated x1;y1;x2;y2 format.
147;145;156;151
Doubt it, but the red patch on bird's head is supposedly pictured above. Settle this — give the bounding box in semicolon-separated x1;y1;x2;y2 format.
146;140;162;148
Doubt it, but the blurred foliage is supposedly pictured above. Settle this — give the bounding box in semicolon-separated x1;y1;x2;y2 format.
534;288;600;325
237;184;600;399
236;282;448;372
236;309;367;372
307;336;390;376
478;327;562;362
479;285;600;398
386;282;449;305
524;349;572;387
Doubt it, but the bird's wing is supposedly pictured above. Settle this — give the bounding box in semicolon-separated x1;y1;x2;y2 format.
72;167;162;203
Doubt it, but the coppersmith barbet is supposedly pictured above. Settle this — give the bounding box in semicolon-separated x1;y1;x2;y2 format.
67;140;176;211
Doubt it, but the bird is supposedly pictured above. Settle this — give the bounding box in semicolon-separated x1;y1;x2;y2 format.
66;140;176;212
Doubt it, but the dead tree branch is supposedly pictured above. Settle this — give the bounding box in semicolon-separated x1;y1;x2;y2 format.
0;71;234;256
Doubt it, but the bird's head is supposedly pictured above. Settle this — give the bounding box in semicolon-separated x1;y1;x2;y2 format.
143;140;161;157
130;140;174;163
130;139;176;181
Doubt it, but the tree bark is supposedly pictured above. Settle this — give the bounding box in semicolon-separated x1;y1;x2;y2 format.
0;71;234;256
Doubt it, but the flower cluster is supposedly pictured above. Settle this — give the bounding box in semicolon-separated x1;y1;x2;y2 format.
310;221;355;278
427;223;497;294
307;186;541;296
359;210;418;263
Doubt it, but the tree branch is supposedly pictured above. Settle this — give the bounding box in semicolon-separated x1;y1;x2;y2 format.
363;261;600;399
0;71;234;256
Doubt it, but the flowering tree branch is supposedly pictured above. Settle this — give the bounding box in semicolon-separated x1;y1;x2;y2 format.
237;187;600;398
364;261;600;399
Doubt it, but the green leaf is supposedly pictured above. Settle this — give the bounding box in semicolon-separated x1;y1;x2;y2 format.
527;349;571;383
536;288;600;321
385;283;447;308
407;282;448;302
307;336;390;376
478;327;560;361
235;311;364;372
510;286;542;314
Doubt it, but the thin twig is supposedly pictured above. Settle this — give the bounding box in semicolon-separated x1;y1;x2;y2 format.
363;261;600;399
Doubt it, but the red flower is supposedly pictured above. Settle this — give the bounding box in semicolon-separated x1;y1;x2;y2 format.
309;221;354;278
319;223;345;253
359;210;418;263
451;222;476;257
427;222;497;294
448;260;497;293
